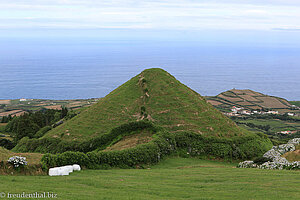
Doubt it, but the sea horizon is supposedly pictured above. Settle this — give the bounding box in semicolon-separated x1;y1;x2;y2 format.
1;37;300;101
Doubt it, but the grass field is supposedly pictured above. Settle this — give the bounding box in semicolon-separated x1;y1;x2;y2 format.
235;118;300;133
290;101;300;107
0;157;299;200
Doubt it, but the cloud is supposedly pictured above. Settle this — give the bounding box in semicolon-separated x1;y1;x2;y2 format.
0;0;299;31
272;27;300;31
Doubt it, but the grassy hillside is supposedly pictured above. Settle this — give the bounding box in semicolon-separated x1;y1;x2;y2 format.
0;157;299;199
43;68;244;142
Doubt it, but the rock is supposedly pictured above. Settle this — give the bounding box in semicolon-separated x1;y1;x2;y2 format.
238;138;300;170
287;138;300;146
272;144;295;155
263;149;281;159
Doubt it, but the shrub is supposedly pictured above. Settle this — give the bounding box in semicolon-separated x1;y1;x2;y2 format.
41;125;272;169
8;156;27;168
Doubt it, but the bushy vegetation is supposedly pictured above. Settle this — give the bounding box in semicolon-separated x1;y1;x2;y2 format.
13;121;158;153
0;138;14;150
38;121;272;169
0;115;13;123
5;108;68;141
231;113;300;122
253;156;272;165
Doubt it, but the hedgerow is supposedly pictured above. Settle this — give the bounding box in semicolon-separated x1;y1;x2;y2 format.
40;122;273;168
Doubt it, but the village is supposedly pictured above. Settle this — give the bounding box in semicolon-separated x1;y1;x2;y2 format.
224;106;300;136
224;106;299;117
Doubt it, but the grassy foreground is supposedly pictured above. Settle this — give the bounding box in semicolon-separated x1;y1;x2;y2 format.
0;157;299;200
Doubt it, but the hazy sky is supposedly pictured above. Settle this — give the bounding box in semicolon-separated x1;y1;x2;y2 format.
0;0;300;39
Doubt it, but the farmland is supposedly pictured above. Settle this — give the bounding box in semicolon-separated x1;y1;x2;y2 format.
206;89;300;114
0;98;99;118
205;90;300;141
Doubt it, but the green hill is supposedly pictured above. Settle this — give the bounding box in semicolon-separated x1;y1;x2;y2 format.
13;68;272;163
41;68;244;142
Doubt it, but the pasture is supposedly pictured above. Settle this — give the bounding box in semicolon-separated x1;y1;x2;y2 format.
0;157;299;200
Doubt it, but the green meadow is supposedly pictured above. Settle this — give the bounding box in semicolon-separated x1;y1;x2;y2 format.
0;157;299;200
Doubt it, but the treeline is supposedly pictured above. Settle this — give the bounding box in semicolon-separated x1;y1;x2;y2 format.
0;115;13;123
5;107;69;141
236;122;271;132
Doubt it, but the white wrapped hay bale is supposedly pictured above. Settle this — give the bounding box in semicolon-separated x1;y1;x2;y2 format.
49;167;60;176
58;167;70;176
73;164;81;171
48;164;81;176
65;165;74;173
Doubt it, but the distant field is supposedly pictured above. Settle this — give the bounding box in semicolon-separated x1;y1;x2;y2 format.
206;89;299;114
290;101;300;107
0;157;299;200
0;98;99;117
234;118;300;133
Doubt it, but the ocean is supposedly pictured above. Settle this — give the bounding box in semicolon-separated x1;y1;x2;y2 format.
0;37;299;100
